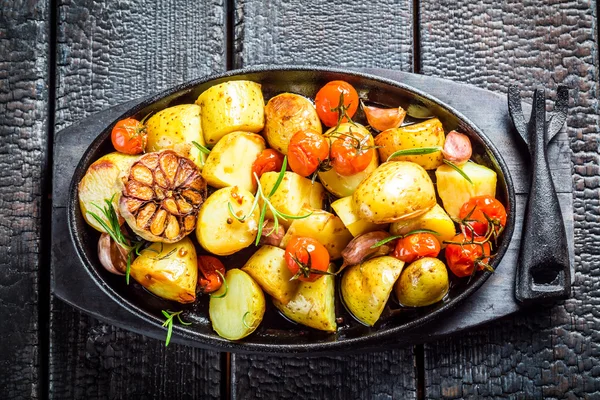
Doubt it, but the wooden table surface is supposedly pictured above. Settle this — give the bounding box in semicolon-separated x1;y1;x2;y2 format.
1;0;598;398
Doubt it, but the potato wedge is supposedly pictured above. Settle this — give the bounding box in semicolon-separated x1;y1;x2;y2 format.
317;123;379;197
202;131;266;193
242;245;299;305
341;256;404;326
196;186;259;256
353;161;436;224
145;104;206;168
280;209;353;260
130;237;197;303
209;269;265;340
196;80;264;146
331;196;388;237
395;257;449;307
435;161;497;219
390;204;456;247
78;152;139;232
264;93;322;154
375;117;445;170
273;266;336;332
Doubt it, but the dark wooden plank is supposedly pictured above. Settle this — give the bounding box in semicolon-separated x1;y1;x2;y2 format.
419;0;600;397
0;1;49;399
50;0;226;398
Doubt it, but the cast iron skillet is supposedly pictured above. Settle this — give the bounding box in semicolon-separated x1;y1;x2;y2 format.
68;66;515;354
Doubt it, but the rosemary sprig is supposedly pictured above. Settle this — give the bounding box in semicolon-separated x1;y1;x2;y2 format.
209;270;229;299
443;159;473;184
161;310;192;347
242;311;254;329
369;229;440;249
192;140;211;155
386;146;442;161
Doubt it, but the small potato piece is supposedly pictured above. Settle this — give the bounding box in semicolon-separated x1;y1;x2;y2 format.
280;209;353;260
395;257;449;307
78;152;139;232
435;161;497;219
341;256;404;326
331;196;388;237
390;204;456;247
202;131;266;193
242;245;299;304
375;117;445;170
209;269;265;340
273;266;336;332
130;237;198;303
196;80;264;146
318;123;379;197
353;161;436;224
196;186;259;256
264;93;322;154
145;104;206;168
259;171;325;227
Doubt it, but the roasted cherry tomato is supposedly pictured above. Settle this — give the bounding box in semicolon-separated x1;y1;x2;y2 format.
198;255;226;293
284;236;330;282
111;117;146;154
445;233;492;278
287;129;330;177
252;149;285;179
363;104;406;131
329;129;374;176
458;195;507;237
315;81;359;127
392;233;441;264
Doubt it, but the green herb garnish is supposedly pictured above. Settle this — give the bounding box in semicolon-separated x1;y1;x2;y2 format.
161;310;192;347
386;146;442;161
443;159;473;184
369;229;440;249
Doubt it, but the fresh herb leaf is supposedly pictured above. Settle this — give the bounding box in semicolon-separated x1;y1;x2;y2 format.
161;310;190;347
209;270;228;299
386;146;442;161
443;159;473;184
192;141;211;155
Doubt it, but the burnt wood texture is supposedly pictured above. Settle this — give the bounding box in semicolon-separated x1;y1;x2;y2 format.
49;0;226;398
0;1;49;399
419;0;599;398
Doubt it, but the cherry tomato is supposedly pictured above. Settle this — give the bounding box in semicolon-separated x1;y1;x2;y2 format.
111;118;146;154
329;130;374;176
252;149;285;179
284;237;330;282
315;81;359;127
363;105;406;131
392;233;441;264
458;195;507;237
445;233;491;278
287;129;330;177
198;255;226;293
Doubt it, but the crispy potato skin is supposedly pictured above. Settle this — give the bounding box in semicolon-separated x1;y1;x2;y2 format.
395;257;449;307
341;256;404;326
331;196;388;237
352;161;436;224
130;238;198;303
264;93;322;154
390;204;456;248
375;118;445;170
196;80;264;146
209;269;266;340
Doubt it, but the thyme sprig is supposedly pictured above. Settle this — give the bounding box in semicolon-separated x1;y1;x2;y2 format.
161;310;192;347
369;229;440;249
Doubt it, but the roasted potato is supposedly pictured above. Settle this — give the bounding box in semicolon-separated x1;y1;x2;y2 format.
352;161;436;224
273;266;336;332
375;117;445;170
341;256;404;326
196;80;265;146
130;237;197;303
264;93;322;154
259;171;325;227
202;131;266;193
395;257;449;307
435;161;497;219
209;269;266;340
78;152;139;232
317;123;379;197
331;196;388;237
145;104;206;168
390;204;456;247
242;245;299;304
196;186;259;255
279;209;353;260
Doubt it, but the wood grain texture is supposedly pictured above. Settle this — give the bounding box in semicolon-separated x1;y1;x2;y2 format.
233;0;414;70
50;0;226;398
419;0;599;398
0;1;49;399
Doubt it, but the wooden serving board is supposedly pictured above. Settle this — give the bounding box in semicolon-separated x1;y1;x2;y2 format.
50;68;574;352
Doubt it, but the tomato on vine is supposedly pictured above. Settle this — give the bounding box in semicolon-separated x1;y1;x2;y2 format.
315;81;359;127
392;233;441;264
111;117;147;155
329;128;374;176
444;233;492;278
287;129;330;177
458;195;507;237
284;237;330;282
